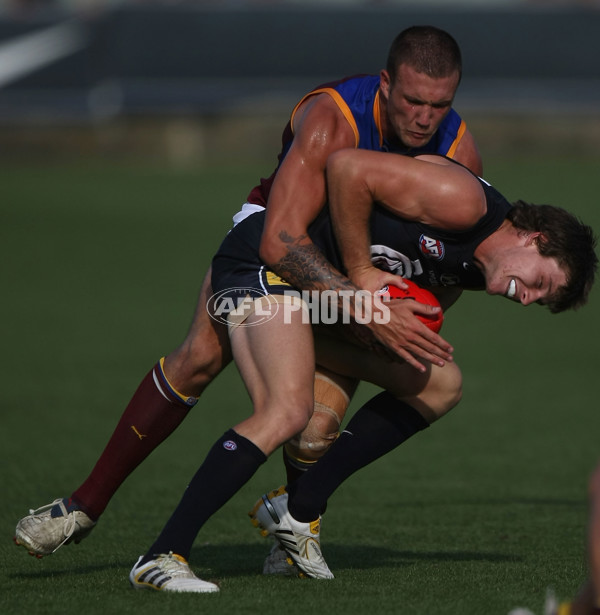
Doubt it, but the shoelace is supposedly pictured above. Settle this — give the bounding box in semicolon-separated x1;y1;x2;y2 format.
29;498;78;552
155;552;191;578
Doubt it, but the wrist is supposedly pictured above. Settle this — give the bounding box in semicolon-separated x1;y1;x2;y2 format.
346;264;376;287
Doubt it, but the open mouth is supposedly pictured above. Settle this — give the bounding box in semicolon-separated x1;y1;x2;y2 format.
506;278;516;299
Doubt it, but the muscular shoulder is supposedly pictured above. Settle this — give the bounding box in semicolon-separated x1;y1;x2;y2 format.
292;93;356;154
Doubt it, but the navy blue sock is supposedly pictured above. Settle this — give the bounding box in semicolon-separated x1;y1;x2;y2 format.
287;392;429;522
143;429;266;562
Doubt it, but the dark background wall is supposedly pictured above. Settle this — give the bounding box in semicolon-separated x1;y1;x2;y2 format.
1;5;598;161
1;5;599;118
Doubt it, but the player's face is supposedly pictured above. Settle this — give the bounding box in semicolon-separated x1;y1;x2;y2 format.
379;64;460;149
484;236;568;307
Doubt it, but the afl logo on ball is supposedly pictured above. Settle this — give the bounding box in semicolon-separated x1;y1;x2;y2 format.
223;440;238;451
419;235;445;261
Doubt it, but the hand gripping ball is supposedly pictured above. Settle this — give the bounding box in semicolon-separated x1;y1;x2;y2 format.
376;279;444;333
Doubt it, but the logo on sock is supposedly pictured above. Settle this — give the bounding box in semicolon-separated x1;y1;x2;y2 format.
223;440;237;451
131;425;148;440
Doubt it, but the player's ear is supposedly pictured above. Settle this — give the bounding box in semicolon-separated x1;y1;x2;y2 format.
379;70;391;99
525;231;547;249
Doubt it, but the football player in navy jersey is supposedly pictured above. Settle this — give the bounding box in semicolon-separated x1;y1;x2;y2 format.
125;151;596;588
245;149;597;578
14;26;483;562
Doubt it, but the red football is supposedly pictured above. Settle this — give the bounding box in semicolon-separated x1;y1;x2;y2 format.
376;279;444;333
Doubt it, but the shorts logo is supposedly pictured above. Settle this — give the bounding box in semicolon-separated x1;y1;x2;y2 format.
223;440;237;451
266;271;291;286
419;235;445;261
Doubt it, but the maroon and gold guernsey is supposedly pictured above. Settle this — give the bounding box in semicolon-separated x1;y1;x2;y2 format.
246;74;467;207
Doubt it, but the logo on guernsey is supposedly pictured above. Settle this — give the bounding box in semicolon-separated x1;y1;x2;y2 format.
419;234;445;261
223;440;237;451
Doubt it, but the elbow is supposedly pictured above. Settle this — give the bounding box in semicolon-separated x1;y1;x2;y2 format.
259;234;286;270
258;238;277;269
326;149;366;212
327;149;357;184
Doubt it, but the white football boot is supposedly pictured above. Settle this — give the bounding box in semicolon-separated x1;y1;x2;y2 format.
14;498;96;557
249;485;334;579
129;552;219;593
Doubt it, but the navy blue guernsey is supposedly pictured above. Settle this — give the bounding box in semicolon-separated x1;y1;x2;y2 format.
308;179;511;291
212;175;512;295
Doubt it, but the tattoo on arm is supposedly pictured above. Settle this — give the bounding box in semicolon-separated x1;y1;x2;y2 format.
275;230;355;292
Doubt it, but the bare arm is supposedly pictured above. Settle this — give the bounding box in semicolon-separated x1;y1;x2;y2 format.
257;97;454;369
258;93;356;294
322;150;489;369
327;149;486;288
257;95;392;354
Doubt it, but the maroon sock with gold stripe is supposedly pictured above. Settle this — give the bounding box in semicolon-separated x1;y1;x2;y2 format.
71;359;196;520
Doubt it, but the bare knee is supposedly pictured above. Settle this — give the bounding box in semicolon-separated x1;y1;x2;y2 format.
285;406;342;463
285;369;354;464
406;363;463;424
438;364;463;412
245;395;314;455
164;317;232;396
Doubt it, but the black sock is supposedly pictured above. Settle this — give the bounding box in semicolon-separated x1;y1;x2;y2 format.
287;392;429;522
282;448;330;514
142;429;266;562
283;447;312;484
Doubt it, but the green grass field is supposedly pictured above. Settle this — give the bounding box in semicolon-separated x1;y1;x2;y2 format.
2;154;600;614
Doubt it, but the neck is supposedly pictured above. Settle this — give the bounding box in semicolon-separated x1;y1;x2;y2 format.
472;220;512;273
